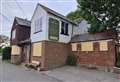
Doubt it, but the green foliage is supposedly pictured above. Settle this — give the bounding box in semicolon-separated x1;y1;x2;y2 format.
0;47;2;53
77;0;120;33
66;55;77;66
2;47;11;60
66;10;81;21
117;53;120;67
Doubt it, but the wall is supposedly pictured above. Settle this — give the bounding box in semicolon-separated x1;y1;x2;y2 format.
31;4;73;43
11;45;21;64
41;41;70;70
31;5;48;43
71;40;116;67
11;21;30;45
30;41;70;70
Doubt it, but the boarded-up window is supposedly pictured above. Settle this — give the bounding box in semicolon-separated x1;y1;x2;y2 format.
11;45;21;55
32;42;42;56
99;41;108;51
81;42;93;51
71;43;77;51
49;18;59;41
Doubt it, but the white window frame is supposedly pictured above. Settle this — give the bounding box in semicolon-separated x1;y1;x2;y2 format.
61;21;69;35
34;17;42;33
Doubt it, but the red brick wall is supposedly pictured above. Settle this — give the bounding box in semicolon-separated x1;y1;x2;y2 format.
41;41;69;70
71;40;116;67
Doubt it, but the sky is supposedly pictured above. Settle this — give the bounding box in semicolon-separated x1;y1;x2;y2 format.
0;0;78;37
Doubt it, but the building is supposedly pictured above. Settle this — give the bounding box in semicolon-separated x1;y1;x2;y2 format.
11;4;118;70
72;19;90;36
11;17;31;64
30;3;77;70
71;30;117;68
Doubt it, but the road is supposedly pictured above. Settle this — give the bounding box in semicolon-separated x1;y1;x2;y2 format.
0;56;120;82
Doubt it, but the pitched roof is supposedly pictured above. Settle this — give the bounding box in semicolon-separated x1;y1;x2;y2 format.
15;17;31;27
71;30;116;43
38;3;77;25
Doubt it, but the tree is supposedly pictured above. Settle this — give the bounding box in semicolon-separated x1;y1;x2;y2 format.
77;0;120;33
66;10;81;21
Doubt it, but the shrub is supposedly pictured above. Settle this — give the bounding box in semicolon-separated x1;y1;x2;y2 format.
117;53;120;67
0;47;2;54
66;55;77;66
2;47;11;60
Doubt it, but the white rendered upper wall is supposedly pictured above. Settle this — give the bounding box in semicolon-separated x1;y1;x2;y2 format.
31;4;74;43
31;5;48;43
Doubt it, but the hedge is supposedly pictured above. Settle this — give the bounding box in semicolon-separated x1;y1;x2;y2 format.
117;53;120;67
66;55;77;66
2;47;11;60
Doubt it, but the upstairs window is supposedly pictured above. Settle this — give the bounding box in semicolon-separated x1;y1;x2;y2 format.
34;17;42;33
49;18;59;41
61;21;68;35
12;29;16;39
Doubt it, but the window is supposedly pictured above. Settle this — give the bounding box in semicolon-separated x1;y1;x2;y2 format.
71;43;77;51
12;30;16;39
32;42;42;56
61;21;68;35
11;45;21;55
49;18;59;41
99;41;108;51
34;17;42;33
81;42;93;51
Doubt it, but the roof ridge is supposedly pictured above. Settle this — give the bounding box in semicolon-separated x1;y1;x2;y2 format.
38;3;77;25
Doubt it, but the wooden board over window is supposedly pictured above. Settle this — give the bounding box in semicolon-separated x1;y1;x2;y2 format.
11;45;21;55
32;42;42;56
71;43;77;51
81;42;93;51
99;41;108;51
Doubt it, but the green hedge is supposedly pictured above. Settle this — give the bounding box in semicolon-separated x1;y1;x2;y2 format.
117;53;120;67
2;47;11;60
0;47;2;56
66;55;77;66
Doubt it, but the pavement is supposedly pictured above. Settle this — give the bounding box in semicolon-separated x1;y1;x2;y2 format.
0;56;120;82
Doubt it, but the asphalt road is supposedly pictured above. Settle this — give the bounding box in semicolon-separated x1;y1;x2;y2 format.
0;56;120;82
0;58;61;82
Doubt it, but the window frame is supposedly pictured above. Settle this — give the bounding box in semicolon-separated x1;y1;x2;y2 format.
12;29;16;39
48;17;59;41
34;17;42;34
61;21;69;36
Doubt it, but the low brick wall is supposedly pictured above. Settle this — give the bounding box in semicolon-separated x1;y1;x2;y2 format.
72;40;116;67
11;55;21;64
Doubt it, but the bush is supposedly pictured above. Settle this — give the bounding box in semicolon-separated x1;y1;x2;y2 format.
2;47;11;60
0;47;2;52
0;47;2;55
117;53;120;67
66;55;77;66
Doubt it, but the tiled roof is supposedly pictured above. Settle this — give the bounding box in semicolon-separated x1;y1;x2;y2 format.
71;30;116;42
38;3;77;25
15;17;31;27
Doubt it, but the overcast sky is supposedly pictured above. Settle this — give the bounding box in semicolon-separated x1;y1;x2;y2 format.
0;0;78;37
